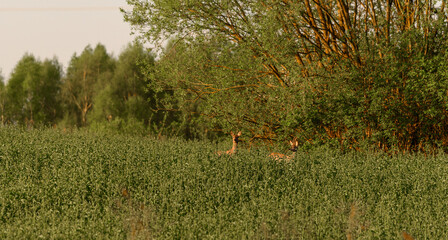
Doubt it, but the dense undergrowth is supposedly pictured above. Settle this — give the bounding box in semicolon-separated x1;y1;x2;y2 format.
0;127;447;239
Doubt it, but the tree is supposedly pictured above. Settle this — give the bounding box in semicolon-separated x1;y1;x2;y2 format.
62;44;115;127
124;0;448;151
6;54;38;124
5;54;63;126
0;72;5;125
150;36;268;139
38;59;63;124
89;42;155;125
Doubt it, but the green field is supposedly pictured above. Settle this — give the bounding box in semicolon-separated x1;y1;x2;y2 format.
0;128;447;239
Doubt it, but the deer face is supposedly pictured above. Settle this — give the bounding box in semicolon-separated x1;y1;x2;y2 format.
231;131;242;143
289;139;299;152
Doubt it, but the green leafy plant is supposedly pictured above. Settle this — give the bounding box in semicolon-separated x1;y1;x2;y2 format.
0;128;447;238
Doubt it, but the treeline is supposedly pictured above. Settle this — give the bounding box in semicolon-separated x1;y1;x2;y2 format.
3;1;448;152
121;0;448;152
0;43;189;137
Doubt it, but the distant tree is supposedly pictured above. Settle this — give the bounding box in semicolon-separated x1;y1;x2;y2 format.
39;59;63;123
5;54;63;126
22;58;63;125
148;37;256;139
89;42;154;125
61;44;115;126
0;73;5;125
6;54;38;124
115;42;155;122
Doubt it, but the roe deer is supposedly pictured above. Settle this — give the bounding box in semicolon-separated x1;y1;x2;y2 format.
216;131;242;156
269;139;299;161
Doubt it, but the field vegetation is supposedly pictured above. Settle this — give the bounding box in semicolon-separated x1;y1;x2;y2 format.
1;127;447;239
2;1;448;238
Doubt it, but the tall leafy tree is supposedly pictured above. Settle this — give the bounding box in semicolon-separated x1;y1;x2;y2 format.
62;44;115;126
38;59;63;123
89;42;155;124
23;58;63;125
5;54;63;125
6;54;39;124
0;73;5;125
124;0;448;151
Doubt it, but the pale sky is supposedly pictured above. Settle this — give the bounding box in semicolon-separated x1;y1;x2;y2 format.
0;0;136;81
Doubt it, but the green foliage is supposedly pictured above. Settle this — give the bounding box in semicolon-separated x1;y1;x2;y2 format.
124;0;448;151
6;54;38;123
0;128;447;238
2;0;447;152
88;42;155;126
306;31;448;152
62;44;116;127
1;42;180;137
5;54;62;125
0;42;184;137
0;76;5;125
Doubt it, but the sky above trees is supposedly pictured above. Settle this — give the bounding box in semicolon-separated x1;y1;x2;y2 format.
0;0;134;80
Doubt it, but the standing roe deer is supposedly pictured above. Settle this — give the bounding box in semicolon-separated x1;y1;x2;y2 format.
216;131;242;156
269;138;299;161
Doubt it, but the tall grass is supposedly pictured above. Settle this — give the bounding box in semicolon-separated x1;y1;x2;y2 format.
0;127;447;239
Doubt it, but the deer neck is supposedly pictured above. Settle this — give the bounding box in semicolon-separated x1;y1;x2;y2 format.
228;140;238;154
287;148;297;159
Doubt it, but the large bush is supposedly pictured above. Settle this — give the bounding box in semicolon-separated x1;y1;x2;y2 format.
125;0;448;151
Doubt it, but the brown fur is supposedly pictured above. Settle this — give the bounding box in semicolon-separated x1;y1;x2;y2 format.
270;139;299;162
217;131;242;156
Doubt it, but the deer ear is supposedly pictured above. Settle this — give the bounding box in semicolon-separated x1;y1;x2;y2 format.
237;131;242;136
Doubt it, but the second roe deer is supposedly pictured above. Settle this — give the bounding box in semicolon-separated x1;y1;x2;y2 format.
269;138;299;161
216;131;242;156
